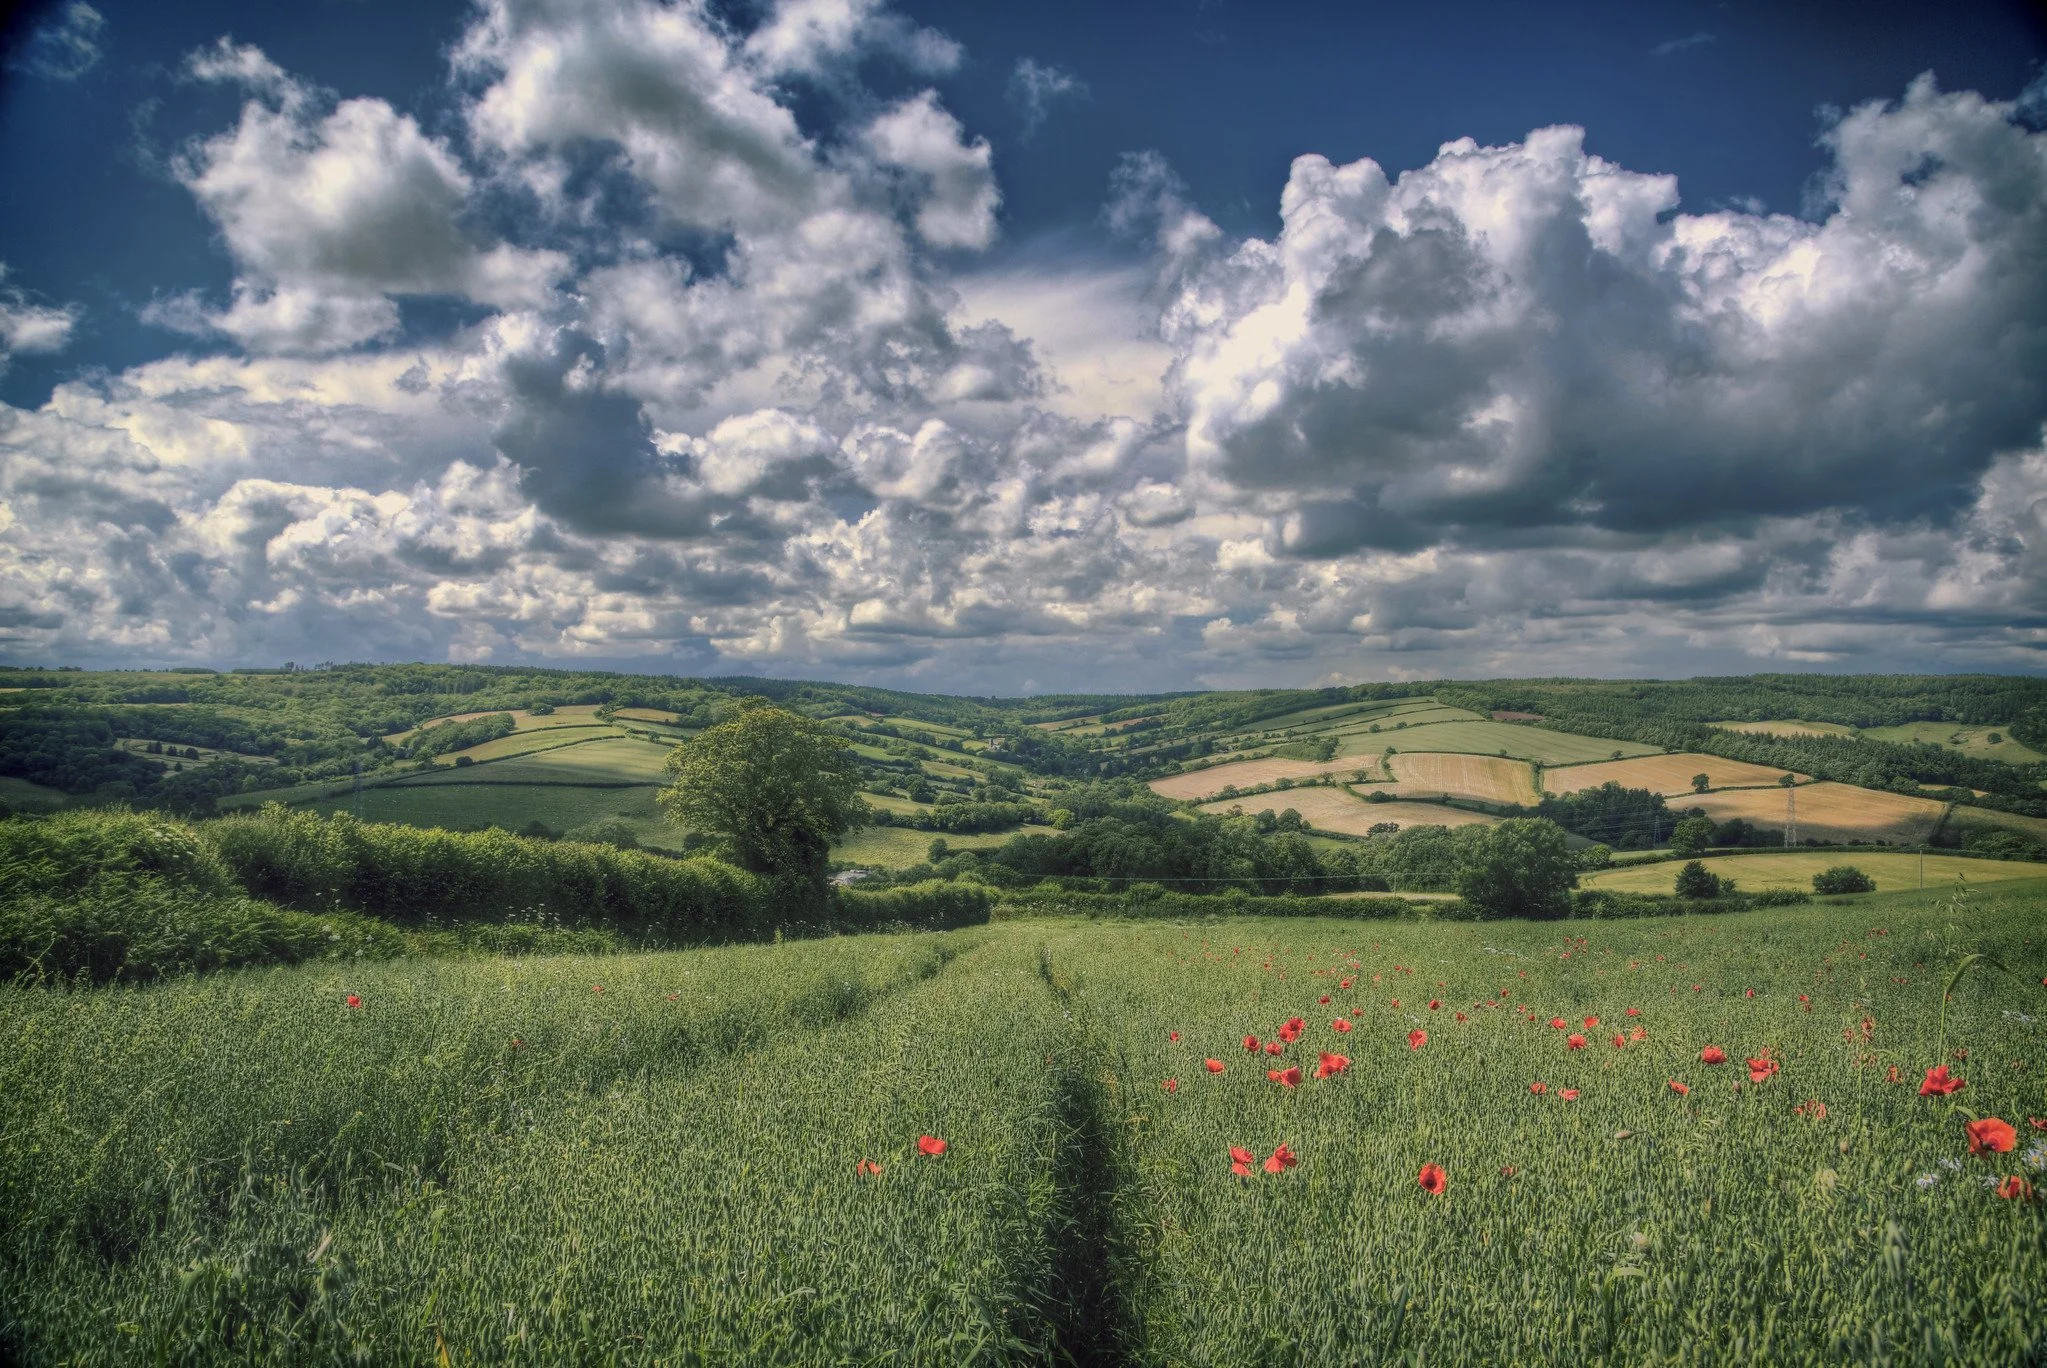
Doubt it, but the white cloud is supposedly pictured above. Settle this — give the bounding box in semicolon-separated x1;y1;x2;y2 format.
10;2;102;81
0;266;79;370
864;92;1000;250
1008;58;1087;138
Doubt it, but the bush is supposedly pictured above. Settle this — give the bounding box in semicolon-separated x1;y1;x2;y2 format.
1812;865;1876;895
202;807;767;942
0;809;237;898
1674;860;1727;899
1669;816;1717;858
835;880;992;930
0;879;406;985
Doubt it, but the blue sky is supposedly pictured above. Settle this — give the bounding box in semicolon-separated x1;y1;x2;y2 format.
0;0;2044;690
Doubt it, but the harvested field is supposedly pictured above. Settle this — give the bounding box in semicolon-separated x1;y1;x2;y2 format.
1709;719;1857;739
1379;752;1538;806
1151;754;1379;800
1544;752;1806;797
1583;851;2047;894
1676;781;1945;845
1196;788;1500;836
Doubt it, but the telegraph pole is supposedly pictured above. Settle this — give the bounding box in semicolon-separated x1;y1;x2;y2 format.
1785;784;1798;849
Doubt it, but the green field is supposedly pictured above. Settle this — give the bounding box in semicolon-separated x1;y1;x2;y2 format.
302;781;673;844
6;891;2044;1361
1582;851;2047;893
1379;718;1661;765
1861;722;2047;766
834;823;1060;867
395;736;676;787
0;775;69;809
1710;719;1860;739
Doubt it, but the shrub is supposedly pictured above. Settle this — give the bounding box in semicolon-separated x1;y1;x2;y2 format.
0;809;236;898
835;880;992;930
1674;860;1726;899
1812;865;1876;895
0;879;405;985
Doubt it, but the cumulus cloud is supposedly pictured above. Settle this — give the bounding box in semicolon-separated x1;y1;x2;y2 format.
9;2;102;80
0;266;79;371
863;92;1000;250
1008;57;1087;138
743;0;960;79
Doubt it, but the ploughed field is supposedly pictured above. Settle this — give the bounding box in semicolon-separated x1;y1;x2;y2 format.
5;889;2045;1364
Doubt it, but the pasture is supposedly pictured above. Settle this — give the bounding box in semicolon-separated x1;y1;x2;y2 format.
1582;852;2047;894
834;823;1061;867
1383;718;1661;765
1678;782;1947;846
1861;722;2047;766
301;782;673;846
1709;719;1860;739
5;892;2043;1362
1546;752;1806;797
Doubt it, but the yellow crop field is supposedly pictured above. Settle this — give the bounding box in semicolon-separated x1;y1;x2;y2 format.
1677;781;1946;845
1545;752;1806;797
1709;719;1858;739
1197;788;1499;836
1379;752;1538;806
1583;851;2047;894
1151;755;1380;800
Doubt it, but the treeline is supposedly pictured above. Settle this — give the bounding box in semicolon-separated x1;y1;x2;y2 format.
867;799;1040;834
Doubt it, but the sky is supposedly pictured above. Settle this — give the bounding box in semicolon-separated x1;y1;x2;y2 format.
1;0;2045;694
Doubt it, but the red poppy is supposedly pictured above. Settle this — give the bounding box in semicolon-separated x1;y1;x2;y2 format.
1265;1040;1286;1056
1668;1079;1689;1096
1315;1051;1351;1080
1244;1034;1261;1052
1560;1088;1580;1101
591;984;604;994
665;993;679;1001
1744;988;1755;999
1319;995;1331;1005
1566;1033;1588;1051
1886;1065;1904;1085
1700;1046;1727;1065
1793;1099;1828;1119
1966;1117;2018;1155
1340;978;1353;989
1747;1055;1779;1084
1263;1143;1298;1173
1169;1030;1180;1042
917;1135;948;1157
1625;1007;1641;1017
1279;1017;1306;1042
1407;1029;1428;1051
855;1158;883;1177
1390;998;1401;1008
1550;1017;1568;1030
1797;994;1809;1004
1162;1078;1178;1094
1996;1175;2035;1201
1268;1066;1303;1088
1417;1162;1447;1196
1611;1034;1627;1049
1584;1016;1600;1028
344;994;362;1009
1919;1064;1966;1097
1529;1081;1548;1095
2030;1117;2047;1130
1429;999;1441;1011
1455;1011;1468;1022
1331;1018;1352;1033
1499;1165;1518;1177
1350;1007;1363;1018
1205;1058;1226;1074
1230;1145;1255;1177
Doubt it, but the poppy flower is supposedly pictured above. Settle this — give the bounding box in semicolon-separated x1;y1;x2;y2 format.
1268;1066;1303;1088
1997;1175;2035;1201
1429;999;1441;1011
1583;1016;1600;1028
1550;1017;1568;1030
1230;1145;1255;1177
1886;1065;1904;1085
1560;1088;1580;1101
1407;1029;1428;1051
1390;999;1401;1008
1668;1079;1690;1096
1747;1055;1779;1084
344;994;362;1009
1966;1117;2018;1155
1280;1017;1306;1042
1529;1081;1548;1095
1611;1034;1627;1050
855;1158;883;1177
1244;1034;1261;1053
1417;1162;1447;1196
1319;995;1331;1005
1351;1007;1363;1018
591;984;604;994
1340;978;1353;989
917;1135;948;1157
1625;1007;1641;1017
1567;1034;1588;1051
1331;1018;1352;1034
1169;1031;1180;1043
1315;1051;1351;1080
1264;1143;1298;1173
1700;1046;1728;1065
511;1036;525;1049
1499;1165;1519;1177
1919;1065;1966;1097
1205;1058;1226;1074
1162;1078;1178;1094
1744;989;1756;999
2030;1117;2047;1130
1793;1099;1828;1119
1455;1011;1468;1022
1265;1040;1286;1056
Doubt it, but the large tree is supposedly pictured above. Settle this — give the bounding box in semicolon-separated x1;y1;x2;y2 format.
1454;818;1578;920
657;704;867;901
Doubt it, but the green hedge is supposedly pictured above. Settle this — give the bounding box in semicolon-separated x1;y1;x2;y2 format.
991;886;1442;921
1569;887;1812;919
0;809;237;898
203;806;768;941
834;880;993;930
0;880;406;985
